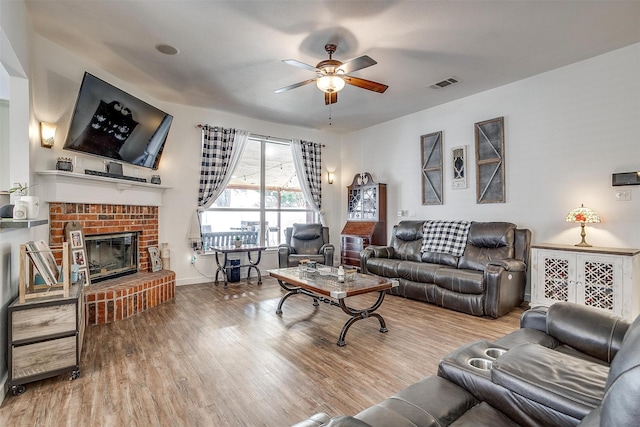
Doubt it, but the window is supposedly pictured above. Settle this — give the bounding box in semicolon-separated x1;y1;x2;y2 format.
200;137;317;248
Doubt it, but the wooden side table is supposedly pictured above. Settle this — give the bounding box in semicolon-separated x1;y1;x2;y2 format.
530;243;640;320
7;284;84;395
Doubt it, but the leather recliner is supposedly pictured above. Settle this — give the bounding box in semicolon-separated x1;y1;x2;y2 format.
293;302;640;426
278;223;334;268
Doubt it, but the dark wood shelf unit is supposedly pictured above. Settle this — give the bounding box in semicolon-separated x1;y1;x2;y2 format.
340;173;387;269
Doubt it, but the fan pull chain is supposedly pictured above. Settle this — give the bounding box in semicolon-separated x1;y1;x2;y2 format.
329;104;332;126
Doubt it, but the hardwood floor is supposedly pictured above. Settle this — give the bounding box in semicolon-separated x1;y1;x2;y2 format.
0;277;524;426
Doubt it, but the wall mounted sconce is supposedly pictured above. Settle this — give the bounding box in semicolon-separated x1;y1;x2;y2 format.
40;122;57;148
565;204;601;247
327;172;335;185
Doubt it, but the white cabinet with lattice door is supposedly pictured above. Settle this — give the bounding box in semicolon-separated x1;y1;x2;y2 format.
531;243;640;320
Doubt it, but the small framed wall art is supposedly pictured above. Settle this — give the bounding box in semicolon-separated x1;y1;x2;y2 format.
148;247;163;272
64;221;91;287
451;145;467;190
475;116;505;203
420;131;443;205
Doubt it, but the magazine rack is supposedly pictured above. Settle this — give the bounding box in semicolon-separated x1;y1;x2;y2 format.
19;242;70;303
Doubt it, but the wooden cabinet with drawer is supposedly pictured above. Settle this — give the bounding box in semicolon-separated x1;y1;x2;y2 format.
8;284;84;395
341;173;387;268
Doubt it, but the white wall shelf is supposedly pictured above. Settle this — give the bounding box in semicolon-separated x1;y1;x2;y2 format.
0;219;48;229
36;171;171;207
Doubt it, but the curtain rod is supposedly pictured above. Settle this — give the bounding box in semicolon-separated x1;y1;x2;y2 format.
196;124;324;147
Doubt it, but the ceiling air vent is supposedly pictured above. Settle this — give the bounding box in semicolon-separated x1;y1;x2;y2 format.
429;77;461;90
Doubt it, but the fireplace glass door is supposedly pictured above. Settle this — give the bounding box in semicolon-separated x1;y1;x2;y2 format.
85;232;138;282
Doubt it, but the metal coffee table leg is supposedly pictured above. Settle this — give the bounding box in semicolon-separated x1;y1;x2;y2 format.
336;291;388;347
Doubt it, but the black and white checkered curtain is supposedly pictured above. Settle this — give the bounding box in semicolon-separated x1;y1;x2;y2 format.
198;125;249;208
188;125;249;248
291;139;324;224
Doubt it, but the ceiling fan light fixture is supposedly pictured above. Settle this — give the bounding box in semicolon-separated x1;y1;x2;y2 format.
316;75;345;93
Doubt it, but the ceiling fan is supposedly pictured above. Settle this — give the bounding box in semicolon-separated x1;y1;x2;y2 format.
275;44;389;105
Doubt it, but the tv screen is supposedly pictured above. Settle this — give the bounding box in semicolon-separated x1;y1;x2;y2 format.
63;72;172;170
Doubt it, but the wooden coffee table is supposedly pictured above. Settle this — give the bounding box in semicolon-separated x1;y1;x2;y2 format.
269;267;398;346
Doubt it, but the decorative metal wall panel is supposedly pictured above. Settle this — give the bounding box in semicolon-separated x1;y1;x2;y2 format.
421;131;443;205
475;117;505;203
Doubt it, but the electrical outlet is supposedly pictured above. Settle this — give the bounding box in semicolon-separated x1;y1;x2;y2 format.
615;190;631;201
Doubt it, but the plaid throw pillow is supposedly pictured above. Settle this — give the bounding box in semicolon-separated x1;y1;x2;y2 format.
421;220;471;257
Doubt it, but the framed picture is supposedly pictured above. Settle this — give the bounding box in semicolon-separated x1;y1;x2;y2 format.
64;221;91;286
475;117;505;203
77;268;88;286
421;131;443;205
451;145;467;190
148;247;163;272
72;249;86;266
70;231;83;248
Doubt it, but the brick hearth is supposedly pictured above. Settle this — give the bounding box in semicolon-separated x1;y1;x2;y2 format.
85;271;175;325
48;202;175;324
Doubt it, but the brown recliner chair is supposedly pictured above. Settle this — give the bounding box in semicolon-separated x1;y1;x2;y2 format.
278;223;334;268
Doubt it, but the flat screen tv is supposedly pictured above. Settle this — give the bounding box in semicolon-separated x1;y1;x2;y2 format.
63;72;172;170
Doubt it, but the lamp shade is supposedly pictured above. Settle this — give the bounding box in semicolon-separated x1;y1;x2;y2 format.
316;75;346;93
566;204;600;247
565;204;601;224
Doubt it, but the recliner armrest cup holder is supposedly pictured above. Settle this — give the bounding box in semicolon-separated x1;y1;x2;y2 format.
484;348;507;360
468;357;493;370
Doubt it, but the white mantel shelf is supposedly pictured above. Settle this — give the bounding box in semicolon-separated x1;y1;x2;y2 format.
36;171;171;207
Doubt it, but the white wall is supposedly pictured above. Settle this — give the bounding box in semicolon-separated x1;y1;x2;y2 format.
0;0;36;402
29;35;344;286
341;43;640;251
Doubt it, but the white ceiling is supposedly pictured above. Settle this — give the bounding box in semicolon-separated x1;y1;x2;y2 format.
24;1;640;134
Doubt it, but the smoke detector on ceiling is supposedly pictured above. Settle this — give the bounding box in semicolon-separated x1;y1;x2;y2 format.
429;77;461;90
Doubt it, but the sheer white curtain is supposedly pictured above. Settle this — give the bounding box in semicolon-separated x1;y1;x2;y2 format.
291;139;324;225
188;126;249;248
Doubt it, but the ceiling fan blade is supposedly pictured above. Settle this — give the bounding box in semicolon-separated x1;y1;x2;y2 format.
274;79;316;94
336;55;377;74
344;76;389;93
282;59;319;72
324;92;338;105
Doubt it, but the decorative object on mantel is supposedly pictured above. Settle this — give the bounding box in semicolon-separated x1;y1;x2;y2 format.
64;221;91;286
148;247;163;272
565;204;601;247
420;131;443;205
160;242;170;270
475;116;505;203
150;174;161;185
56;157;74;172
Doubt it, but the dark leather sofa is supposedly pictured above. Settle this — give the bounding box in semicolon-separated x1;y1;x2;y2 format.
360;221;531;318
294;302;640;426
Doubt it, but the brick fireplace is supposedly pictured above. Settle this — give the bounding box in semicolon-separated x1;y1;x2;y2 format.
49;202;158;271
49;202;175;324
